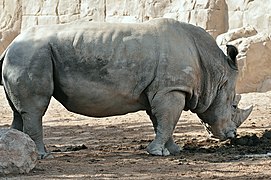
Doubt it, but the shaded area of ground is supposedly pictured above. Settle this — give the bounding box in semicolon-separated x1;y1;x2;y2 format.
0;89;271;179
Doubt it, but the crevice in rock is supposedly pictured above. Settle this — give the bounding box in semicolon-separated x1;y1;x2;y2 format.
103;0;106;22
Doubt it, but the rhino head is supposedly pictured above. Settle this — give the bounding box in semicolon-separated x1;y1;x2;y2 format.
197;45;253;140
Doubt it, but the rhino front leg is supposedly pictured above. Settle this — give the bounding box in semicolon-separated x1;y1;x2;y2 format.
146;109;181;155
146;91;185;156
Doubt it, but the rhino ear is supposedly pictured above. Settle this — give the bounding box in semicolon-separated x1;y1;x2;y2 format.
226;45;238;70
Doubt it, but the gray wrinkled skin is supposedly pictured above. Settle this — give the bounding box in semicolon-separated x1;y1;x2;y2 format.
0;18;252;158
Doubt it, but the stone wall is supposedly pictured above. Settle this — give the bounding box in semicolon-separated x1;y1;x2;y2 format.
0;0;270;93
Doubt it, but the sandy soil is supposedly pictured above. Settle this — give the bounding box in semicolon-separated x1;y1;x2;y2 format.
0;88;271;179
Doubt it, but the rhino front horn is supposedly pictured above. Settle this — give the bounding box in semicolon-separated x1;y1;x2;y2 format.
235;105;253;127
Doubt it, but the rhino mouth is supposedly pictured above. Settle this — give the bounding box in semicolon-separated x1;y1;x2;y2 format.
199;122;236;140
199;121;224;140
198;115;239;140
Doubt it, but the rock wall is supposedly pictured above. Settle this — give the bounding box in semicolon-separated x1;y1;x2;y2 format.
0;0;270;93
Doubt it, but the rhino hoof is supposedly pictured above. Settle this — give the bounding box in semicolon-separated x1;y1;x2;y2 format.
146;142;170;156
147;148;170;156
165;142;181;155
162;148;170;156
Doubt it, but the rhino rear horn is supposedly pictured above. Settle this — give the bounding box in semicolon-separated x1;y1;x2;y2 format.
226;45;238;70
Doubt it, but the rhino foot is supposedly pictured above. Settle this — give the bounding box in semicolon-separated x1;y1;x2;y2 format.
38;152;54;159
146;141;170;156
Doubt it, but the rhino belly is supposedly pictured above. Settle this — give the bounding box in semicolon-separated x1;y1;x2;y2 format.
53;82;147;117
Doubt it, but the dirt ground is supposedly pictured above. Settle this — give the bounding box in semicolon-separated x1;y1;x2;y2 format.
0;88;271;179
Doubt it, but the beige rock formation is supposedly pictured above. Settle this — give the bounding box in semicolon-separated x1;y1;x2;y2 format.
226;0;271;33
0;0;22;53
217;0;271;93
0;0;270;93
218;30;271;93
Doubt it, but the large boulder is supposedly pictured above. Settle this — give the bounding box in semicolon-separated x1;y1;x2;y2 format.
0;128;38;175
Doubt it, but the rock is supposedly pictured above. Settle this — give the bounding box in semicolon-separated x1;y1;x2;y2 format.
177;0;228;38
0;129;38;175
216;26;258;46
226;0;271;33
236;34;271;93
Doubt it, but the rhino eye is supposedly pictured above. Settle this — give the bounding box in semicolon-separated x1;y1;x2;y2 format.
232;105;237;109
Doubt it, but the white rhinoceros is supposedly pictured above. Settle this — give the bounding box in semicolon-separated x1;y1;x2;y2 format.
0;18;253;158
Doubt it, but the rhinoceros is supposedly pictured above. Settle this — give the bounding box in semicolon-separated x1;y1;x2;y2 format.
0;18;253;158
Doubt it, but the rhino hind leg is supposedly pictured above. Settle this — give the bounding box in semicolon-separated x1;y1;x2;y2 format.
5;91;51;158
20;109;51;159
6;90;52;159
11;110;23;131
3;73;53;159
5;92;23;131
10;107;51;159
146;91;185;156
